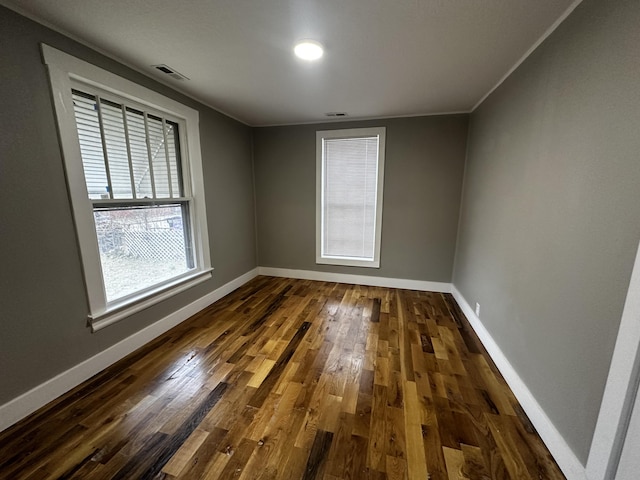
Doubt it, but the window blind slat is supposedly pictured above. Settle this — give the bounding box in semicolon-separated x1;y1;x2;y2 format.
126;109;154;198
166;121;183;196
101;101;133;198
72;93;108;199
147;116;170;198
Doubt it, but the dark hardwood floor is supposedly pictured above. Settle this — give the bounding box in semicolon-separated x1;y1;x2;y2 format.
0;276;565;479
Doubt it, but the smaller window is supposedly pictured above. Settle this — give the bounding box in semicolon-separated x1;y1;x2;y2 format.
316;127;386;268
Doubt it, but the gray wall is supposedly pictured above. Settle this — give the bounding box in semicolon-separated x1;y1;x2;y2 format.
453;0;640;464
0;6;256;405
253;116;468;282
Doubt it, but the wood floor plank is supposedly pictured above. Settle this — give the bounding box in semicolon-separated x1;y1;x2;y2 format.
302;430;334;480
367;383;387;471
485;414;531;480
443;446;469;480
171;426;229;479
326;412;355;478
460;443;491;480
403;380;429;480
161;428;209;476
386;454;407;480
0;277;565;480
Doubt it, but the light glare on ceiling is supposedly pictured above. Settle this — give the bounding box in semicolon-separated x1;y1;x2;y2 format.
294;40;324;61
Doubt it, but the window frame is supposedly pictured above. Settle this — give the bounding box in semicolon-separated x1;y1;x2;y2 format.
316;127;386;268
42;44;212;332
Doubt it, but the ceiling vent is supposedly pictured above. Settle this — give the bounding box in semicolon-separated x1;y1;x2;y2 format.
152;64;189;81
325;112;347;117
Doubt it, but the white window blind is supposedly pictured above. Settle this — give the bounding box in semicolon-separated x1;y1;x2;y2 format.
72;90;182;200
317;127;386;268
323;136;378;259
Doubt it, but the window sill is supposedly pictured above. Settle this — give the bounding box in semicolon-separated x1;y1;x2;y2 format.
88;268;213;332
316;256;380;268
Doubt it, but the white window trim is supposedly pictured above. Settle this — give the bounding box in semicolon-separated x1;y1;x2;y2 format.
42;44;212;332
316;127;386;268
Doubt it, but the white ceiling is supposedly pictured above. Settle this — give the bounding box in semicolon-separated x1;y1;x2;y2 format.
4;0;578;126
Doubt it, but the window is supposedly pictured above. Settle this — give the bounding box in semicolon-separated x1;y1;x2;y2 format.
43;45;212;331
316;127;386;268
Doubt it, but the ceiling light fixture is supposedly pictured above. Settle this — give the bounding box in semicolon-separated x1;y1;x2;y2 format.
294;40;324;61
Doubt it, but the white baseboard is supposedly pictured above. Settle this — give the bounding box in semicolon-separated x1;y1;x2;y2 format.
258;266;452;293
451;285;587;480
0;267;259;433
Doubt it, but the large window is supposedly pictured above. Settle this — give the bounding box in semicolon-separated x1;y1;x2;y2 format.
43;45;212;331
316;127;386;268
